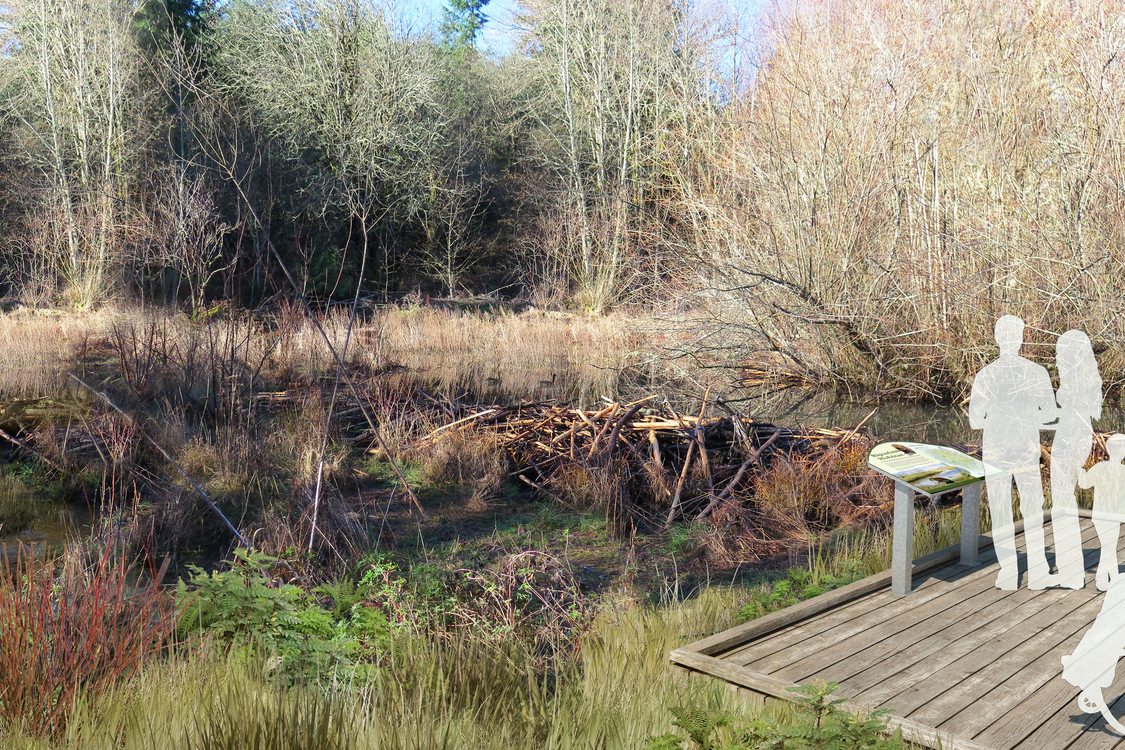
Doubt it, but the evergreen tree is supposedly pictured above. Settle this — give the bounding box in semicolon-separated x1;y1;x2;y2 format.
440;0;490;51
136;0;219;57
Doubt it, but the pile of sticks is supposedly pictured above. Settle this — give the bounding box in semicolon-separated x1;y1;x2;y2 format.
412;396;863;527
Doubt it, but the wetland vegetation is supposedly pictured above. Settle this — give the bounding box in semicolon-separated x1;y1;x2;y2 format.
0;0;1120;746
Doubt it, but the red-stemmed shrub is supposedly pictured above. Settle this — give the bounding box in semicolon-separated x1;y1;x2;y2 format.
0;546;175;737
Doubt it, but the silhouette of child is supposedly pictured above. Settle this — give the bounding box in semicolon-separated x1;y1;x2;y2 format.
1079;434;1125;591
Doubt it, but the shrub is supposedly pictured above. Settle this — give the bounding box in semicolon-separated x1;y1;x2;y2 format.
647;683;903;750
175;548;389;680
0;546;175;738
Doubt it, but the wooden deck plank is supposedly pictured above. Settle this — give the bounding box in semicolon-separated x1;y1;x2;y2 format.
736;554;1007;670
726;522;1035;666
773;574;1019;681
932;599;1105;739
964;630;1090;747
703;527;1021;660
720;562;968;663
797;551;1076;680
842;532;1102;702
1012;642;1125;749
1016;533;1125;750
670;511;1119;750
1061;686;1125;749
810;584;1064;692
1002;672;1098;748
869;590;1095;720
938;532;1113;745
717;589;900;663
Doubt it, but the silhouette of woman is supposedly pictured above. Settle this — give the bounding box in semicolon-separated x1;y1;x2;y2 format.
1051;329;1101;588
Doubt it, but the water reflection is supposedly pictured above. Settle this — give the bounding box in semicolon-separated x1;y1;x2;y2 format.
727;387;1125;447
0;477;89;559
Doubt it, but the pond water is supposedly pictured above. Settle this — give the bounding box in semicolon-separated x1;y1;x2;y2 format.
0;478;91;560
736;388;971;445
729;387;1125;448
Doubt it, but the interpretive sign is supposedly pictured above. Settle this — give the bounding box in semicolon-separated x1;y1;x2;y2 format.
868;441;986;596
867;441;987;497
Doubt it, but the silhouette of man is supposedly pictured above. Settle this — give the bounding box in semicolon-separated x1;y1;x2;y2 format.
969;315;1057;590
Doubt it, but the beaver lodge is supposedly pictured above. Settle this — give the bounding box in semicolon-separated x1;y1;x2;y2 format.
671;510;1125;750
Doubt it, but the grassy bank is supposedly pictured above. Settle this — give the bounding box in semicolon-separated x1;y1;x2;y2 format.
0;495;970;748
0;535;942;749
2;588;748;749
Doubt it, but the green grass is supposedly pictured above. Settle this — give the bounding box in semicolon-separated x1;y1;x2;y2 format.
0;458;961;748
0;572;910;750
1;587;803;750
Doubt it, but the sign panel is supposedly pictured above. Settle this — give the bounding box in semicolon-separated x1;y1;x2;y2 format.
867;441;986;496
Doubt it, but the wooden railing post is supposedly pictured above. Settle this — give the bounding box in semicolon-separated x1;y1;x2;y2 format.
891;481;915;596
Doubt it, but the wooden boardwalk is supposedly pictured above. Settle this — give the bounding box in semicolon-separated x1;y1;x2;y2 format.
671;513;1125;750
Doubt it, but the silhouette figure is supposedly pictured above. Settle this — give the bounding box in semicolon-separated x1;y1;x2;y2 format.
969;315;1057;590
1050;329;1102;589
1080;434;1125;591
1062;576;1125;733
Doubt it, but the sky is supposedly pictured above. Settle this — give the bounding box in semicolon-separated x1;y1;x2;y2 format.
398;0;771;61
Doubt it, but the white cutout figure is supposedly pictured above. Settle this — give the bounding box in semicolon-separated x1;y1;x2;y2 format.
969;315;1056;590
1063;576;1125;733
1050;330;1101;589
1080;434;1125;591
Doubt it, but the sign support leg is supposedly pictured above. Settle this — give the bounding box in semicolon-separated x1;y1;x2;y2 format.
960;482;981;567
892;481;915;596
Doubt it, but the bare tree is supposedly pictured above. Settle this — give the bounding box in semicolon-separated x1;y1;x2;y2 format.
417;155;487;296
677;0;1125;398
145;166;232;314
516;0;706;312
4;0;151;307
216;0;450;290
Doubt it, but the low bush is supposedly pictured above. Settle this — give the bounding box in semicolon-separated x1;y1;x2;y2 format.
175;548;390;680
0;547;175;738
647;683;904;750
737;564;864;622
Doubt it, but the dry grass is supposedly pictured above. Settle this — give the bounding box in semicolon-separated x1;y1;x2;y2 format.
353;307;643;401
0;306;647;403
415;430;508;510
0;309;128;396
